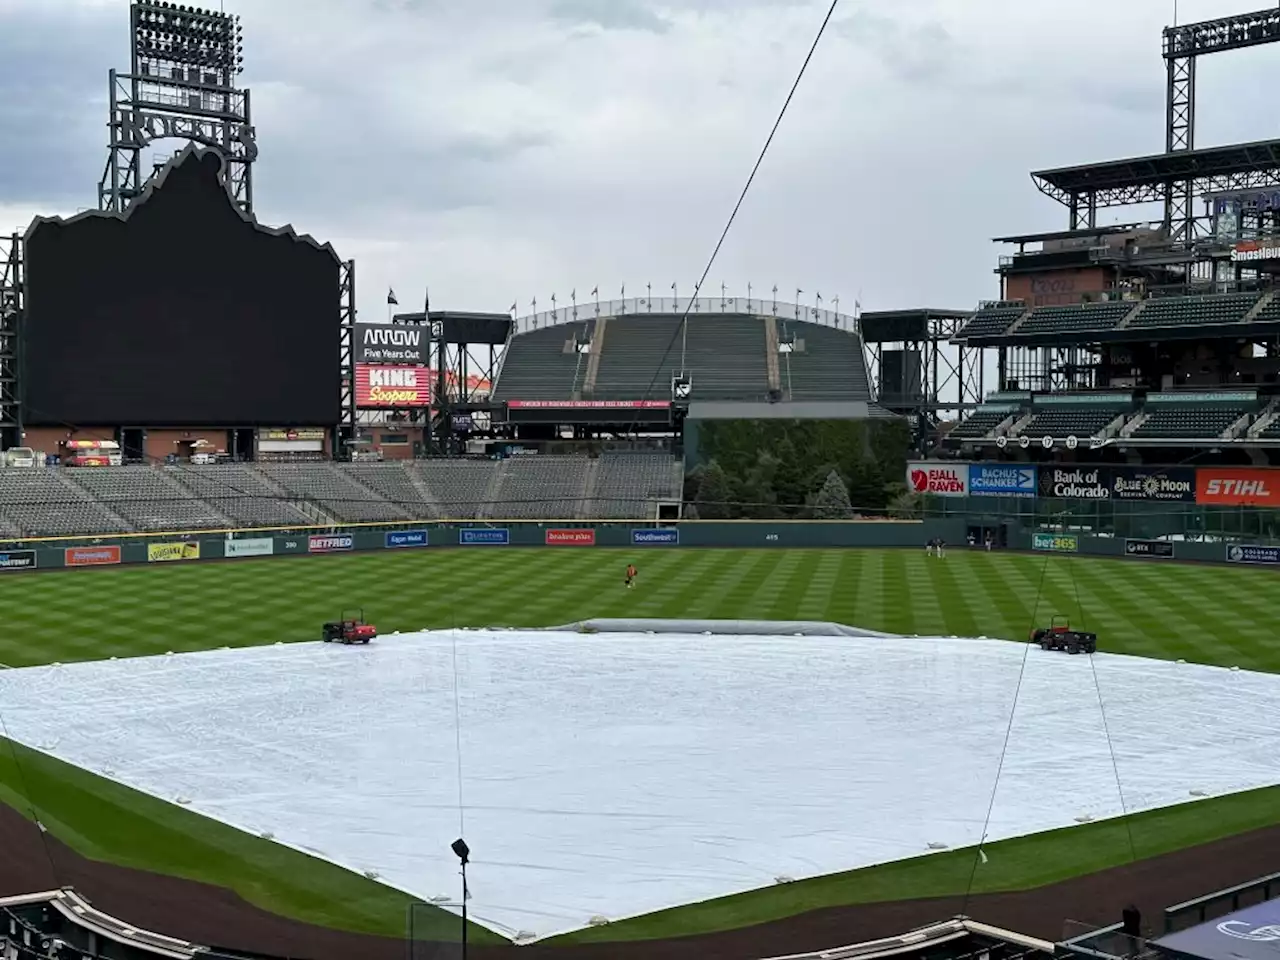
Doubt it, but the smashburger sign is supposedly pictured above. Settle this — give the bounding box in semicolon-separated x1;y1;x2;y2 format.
354;364;430;408
907;462;968;497
1040;466;1109;500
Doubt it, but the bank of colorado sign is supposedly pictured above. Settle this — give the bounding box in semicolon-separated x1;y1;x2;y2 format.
354;364;430;408
907;462;968;496
1039;466;1109;500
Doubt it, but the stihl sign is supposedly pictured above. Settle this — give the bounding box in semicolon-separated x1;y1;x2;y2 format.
1196;468;1280;506
906;462;968;497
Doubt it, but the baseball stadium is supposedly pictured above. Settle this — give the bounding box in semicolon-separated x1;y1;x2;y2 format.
2;4;1280;960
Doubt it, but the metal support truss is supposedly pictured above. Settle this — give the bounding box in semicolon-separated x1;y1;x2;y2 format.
1164;46;1196;241
99;3;256;215
865;314;985;449
337;259;356;457
429;341;502;456
0;235;22;449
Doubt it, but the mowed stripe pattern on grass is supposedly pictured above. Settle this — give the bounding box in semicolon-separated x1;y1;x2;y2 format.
0;548;1275;671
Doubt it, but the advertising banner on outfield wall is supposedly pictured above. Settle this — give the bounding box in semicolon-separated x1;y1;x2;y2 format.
460;528;509;545
1111;467;1195;502
1038;466;1109;500
65;545;121;567
969;464;1036;498
1196;468;1280;506
1226;544;1280;565
147;542;201;563
225;538;274;558
1125;539;1175;559
386;531;428;548
0;550;36;570
546;528;596;545
309;534;354;553
907;462;968;496
1032;532;1079;553
633;529;679;545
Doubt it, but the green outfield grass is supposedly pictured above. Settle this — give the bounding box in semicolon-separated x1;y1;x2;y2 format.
0;547;1278;944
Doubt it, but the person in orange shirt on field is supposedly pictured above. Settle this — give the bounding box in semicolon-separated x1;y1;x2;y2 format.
625;563;638;589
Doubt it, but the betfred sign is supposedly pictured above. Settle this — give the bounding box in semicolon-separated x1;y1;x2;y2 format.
65;545;121;567
546;528;596;545
354;364;430;408
1039;466;1109;500
309;534;353;553
353;321;430;365
1196;468;1279;506
906;462;968;497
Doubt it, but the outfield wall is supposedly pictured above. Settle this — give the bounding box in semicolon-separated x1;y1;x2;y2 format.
0;518;1274;572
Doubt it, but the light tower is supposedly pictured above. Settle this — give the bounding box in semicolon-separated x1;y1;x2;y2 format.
99;1;256;215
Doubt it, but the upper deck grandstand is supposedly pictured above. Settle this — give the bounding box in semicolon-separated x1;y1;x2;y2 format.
931;5;1280;464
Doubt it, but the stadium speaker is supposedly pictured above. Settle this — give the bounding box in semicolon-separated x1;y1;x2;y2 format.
1121;905;1141;938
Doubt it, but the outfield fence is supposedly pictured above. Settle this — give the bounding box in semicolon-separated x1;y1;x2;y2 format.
0;517;1276;573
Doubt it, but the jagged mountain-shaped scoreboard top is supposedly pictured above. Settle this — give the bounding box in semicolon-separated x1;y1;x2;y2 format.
21;144;342;427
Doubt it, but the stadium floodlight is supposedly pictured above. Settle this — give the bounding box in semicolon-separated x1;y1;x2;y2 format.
451;838;471;959
132;1;244;76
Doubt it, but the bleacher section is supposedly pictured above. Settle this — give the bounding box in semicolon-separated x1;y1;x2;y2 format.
949;406;1014;440
491;321;591;401
412;459;497;519
347;462;436;517
1123;292;1259;330
1014;301;1134;336
1130;395;1253;440
497;313;872;404
955;304;1025;339
783;322;873;400
593;452;683;519
1018;400;1130;440
590;315;687;399
68;465;226;531
258;463;413;523
491;455;590;519
171;464;311;528
0;470;124;536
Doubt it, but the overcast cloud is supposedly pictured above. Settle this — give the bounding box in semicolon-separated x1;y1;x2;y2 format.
1;0;1277;323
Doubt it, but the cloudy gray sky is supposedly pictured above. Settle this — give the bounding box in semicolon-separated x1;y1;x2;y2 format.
1;0;1276;324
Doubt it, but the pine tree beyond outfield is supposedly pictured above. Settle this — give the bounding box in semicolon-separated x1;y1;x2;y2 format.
811;469;855;519
686;419;911;518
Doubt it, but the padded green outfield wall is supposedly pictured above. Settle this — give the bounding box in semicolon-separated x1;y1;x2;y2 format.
0;519;1266;572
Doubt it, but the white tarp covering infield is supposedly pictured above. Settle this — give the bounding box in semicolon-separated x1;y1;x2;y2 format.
2;631;1280;940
